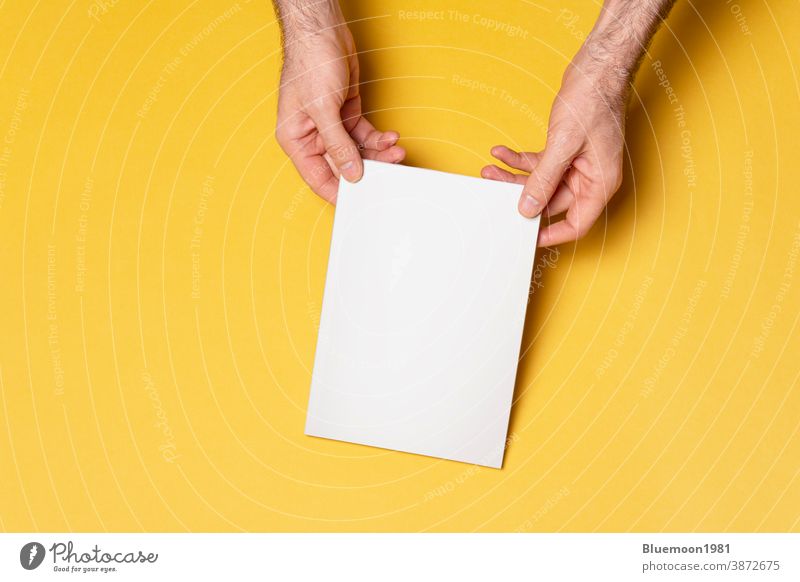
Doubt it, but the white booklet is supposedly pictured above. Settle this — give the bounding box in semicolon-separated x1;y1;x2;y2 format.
305;160;540;468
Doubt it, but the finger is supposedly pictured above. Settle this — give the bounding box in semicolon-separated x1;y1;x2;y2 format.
350;116;400;151
362;144;406;164
490;145;541;173
537;194;605;247
358;129;399;152
323;151;340;178
339;93;365;136
374;130;400;151
293;148;339;203
480;164;527;185
320;143;404;194
276;111;341;202
482;160;575;215
519;141;579;218
338;97;401;152
309;107;364;183
543;184;574;217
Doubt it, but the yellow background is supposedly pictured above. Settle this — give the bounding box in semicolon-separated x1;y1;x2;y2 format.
0;0;798;532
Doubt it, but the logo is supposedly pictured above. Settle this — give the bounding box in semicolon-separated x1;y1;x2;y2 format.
20;542;45;570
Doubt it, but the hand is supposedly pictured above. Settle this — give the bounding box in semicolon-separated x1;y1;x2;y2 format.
275;8;405;203
482;60;625;247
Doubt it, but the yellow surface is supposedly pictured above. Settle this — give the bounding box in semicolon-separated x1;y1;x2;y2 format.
0;0;798;532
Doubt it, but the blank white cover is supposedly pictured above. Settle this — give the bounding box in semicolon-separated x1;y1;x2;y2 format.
305;160;540;468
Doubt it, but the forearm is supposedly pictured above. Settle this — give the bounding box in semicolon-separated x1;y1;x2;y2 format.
272;0;344;45
572;0;676;102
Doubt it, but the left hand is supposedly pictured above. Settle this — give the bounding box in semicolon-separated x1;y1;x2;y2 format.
275;12;404;203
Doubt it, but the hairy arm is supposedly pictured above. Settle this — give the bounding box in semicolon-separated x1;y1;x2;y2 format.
579;0;677;105
484;0;676;246
273;0;342;43
273;0;404;202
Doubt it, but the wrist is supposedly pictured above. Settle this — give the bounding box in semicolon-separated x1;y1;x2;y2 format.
569;0;673;103
564;47;632;111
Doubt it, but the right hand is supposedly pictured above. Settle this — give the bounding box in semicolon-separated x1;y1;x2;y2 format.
482;54;626;247
275;14;405;203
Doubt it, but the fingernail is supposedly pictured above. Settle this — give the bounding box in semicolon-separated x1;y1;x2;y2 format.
519;194;541;217
340;161;360;182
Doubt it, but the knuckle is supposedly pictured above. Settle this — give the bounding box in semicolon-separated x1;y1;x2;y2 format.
574;223;592;240
326;141;358;163
534;171;559;192
275;126;290;148
547;127;582;156
519;152;538;170
310;95;341;115
568;212;594;240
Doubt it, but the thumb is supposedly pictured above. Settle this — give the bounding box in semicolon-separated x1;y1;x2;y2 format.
519;145;575;218
311;108;363;183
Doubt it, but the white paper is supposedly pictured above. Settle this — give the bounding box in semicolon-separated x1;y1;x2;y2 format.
305;160;540;468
